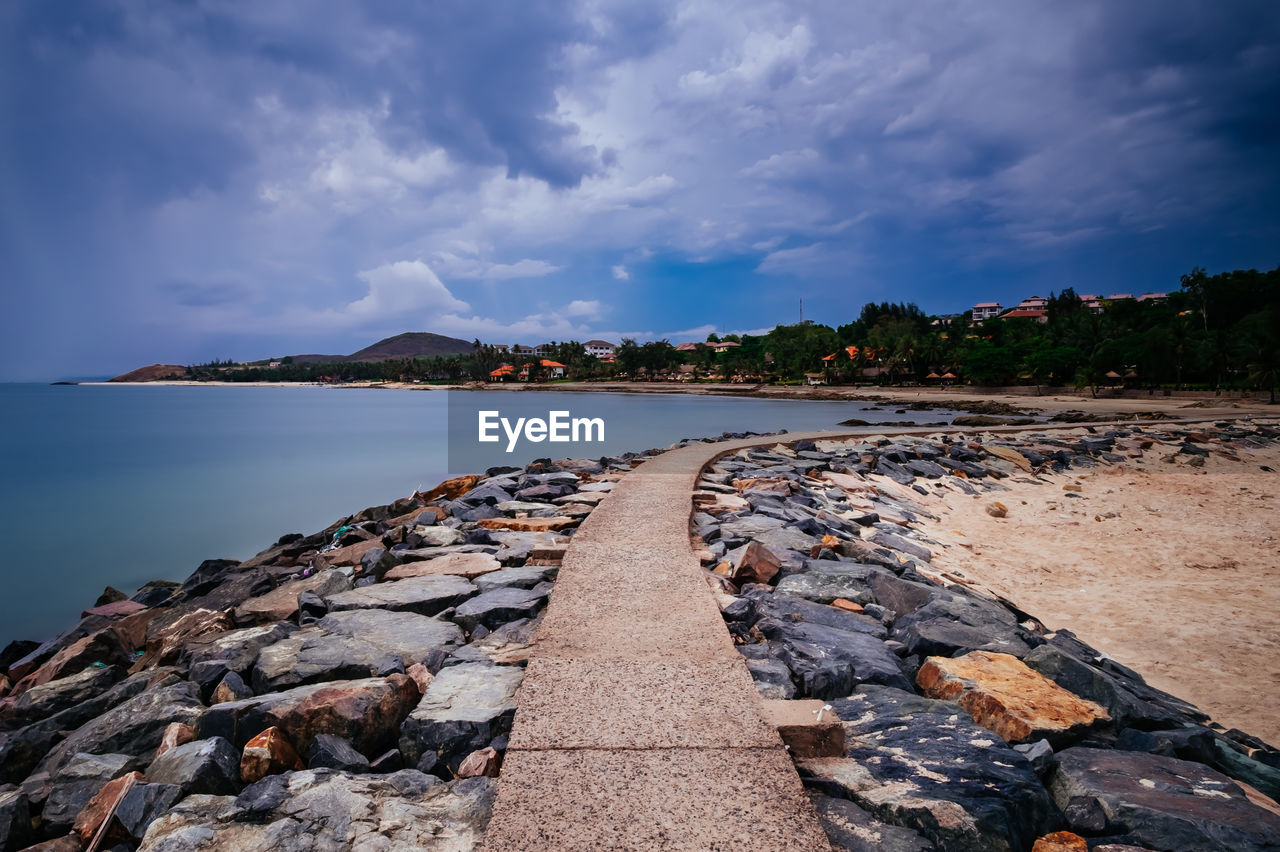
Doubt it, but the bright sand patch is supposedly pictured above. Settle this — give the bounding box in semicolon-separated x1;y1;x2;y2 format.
916;428;1280;744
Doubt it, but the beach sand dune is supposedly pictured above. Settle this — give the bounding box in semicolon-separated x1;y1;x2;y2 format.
919;434;1280;744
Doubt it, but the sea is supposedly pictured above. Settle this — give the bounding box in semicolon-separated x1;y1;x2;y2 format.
0;384;960;643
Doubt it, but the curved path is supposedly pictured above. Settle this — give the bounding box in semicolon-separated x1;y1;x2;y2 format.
480;418;1236;851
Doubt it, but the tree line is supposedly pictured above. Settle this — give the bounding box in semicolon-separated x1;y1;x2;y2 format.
185;264;1280;399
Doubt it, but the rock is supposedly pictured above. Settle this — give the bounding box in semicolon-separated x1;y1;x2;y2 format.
1048;747;1280;851
232;569;352;625
400;663;523;773
477;516;576;532
209;672;252;704
311;538;385;571
421;474;481;501
240;727;304;784
751;591;887;639
81;600;147;620
385;553;501;580
756;617;911;698
917;651;1110;745
369;749;404;773
0;641;40;675
985;501;1008;518
744;657;796;700
405;663;434;694
868;530;931;562
12;837;84;852
0;789;32;852
152;723;195;759
807;792;936;852
1031;832;1088;852
892;594;1034;659
775;563;883;605
180;622;297;677
986;445;1033;471
40;753;135;834
1015;739;1056;776
472;565;556;593
195;675;420;758
800;685;1058;852
830;598;863;613
455;747;500;779
411;526;465;547
110;781;183;843
251;609;462;692
307;734;369;773
145;737;240;795
130;580;181;608
35;680;204;778
729;541;782;586
178;559;241;598
323;575;477;617
1021;639;1207;729
0;665;123;730
136;770;494;851
134;608;234;670
10;629;129;696
70;770;145;846
452;587;548;633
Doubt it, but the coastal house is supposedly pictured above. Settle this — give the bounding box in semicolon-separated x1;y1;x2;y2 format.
674;342;699;352
706;341;741;352
972;302;1003;321
512;344;536;356
487;343;511;353
804;372;826;386
1014;296;1048;311
583;339;616;359
1138;292;1168;303
1000;308;1049;323
489;364;515;382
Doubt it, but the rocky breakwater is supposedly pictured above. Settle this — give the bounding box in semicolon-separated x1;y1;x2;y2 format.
693;421;1280;852
0;434;721;852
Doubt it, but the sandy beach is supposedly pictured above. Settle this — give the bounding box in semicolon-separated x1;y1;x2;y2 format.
914;422;1280;744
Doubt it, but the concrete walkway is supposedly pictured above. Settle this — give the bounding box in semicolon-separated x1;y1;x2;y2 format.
481;418;1237;851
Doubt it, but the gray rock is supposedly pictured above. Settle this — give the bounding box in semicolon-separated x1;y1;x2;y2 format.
0;664;124;730
414;526;465;547
866;572;941;619
307;734;370;773
756;618;911;698
452;587;548;633
35;680;204;778
868;530;931;562
718;514;785;541
892;594;1034;658
750;591;888;639
755;525;822;556
252;609;463;692
145;737;240;796
472;565;556;592
323;575;477;616
1013;739;1054;776
1048;747;1280;851
0;789;31;852
136;770;494;851
40;752;135;833
801;685;1057;852
743;658;796;700
400;663;523;773
115;781;184;841
874;457;915;485
808;792;936;852
903;459;947;479
775;564;882;605
180;622;298;676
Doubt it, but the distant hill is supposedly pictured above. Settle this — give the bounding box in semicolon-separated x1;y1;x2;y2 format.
109;364;187;382
291;332;475;364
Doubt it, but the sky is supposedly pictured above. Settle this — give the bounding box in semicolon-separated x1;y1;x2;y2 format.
2;1;1278;380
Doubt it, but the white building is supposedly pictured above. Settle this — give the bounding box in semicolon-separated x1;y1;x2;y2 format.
972;302;1003;321
583;339;616;359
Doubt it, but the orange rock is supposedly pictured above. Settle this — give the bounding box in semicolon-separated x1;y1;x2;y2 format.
821;535;840;548
986;445;1033;471
0;674;9;698
478;517;576;532
241;726;304;783
406;662;434;694
712;562;732;577
73;771;143;844
418;475;480;502
830;598;864;613
917;651;1109;744
731;541;781;586
154;722;196;759
455;746;501;778
385;553;502;580
1031;831;1088;852
985;501;1008;518
311;538;384;570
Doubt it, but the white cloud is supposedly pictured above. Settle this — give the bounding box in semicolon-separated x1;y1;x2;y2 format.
756;243;827;275
432;251;563;280
346;260;469;319
565;299;603;318
611;264;629;280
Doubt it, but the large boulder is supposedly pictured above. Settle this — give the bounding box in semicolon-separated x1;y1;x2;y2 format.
7;629;129;696
399;663;523;773
775;564;883;605
145;737;240;796
35;679;204;778
385;553;501;581
179;622;298;678
892;594;1034;658
756;618;910;699
39;752;135;834
0;789;32;852
452;587;549;633
136;770;495;851
232;570;352;625
251;610;462;692
195;675;420;758
917;651;1110;745
1047;747;1280;851
322;575;477;617
748;591;887;639
800;685;1059;852
0;665;123;730
807;792;936;852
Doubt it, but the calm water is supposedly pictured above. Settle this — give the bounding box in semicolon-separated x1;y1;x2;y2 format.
0;384;956;642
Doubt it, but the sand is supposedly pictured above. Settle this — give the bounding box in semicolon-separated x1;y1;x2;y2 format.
913;423;1280;744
